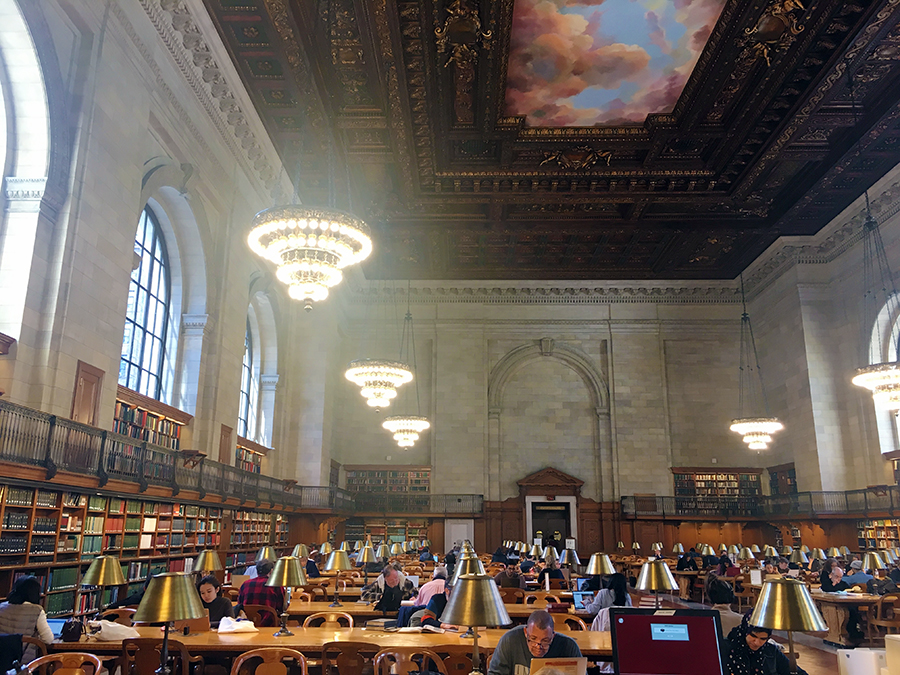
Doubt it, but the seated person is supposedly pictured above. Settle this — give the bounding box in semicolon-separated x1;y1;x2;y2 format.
584;572;631;615
109;573;152;608
236;560;283;627
519;554;536;574
491;547;510;565
763;559;779;576
494;563;527;589
416;566;447;607
420;582;455;629
300;555;320;578
537;561;565;586
821;564;849;592
706;576;742;637
676;553;699;572
718;555;741;578
726;614;808;675
844;560;874;586
0;576;54;662
418;547;433;563
197;575;234;627
361;563;418;611
891;563;900;585
580;573;604;592
489;610;581;675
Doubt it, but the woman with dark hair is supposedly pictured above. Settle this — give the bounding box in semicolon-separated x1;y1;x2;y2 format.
718;555;741;578
725;612;807;674
196;575;234;626
537;560;565;586
589;573;633;672
584;572;632;615
0;576;54;659
491;547;509;564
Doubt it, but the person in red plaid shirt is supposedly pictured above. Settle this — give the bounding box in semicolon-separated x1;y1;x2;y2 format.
236;559;283;626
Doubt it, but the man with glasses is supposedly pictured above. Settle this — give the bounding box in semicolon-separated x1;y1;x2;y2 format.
488;610;582;675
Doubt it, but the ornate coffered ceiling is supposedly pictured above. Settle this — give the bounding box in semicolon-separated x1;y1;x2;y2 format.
200;0;900;280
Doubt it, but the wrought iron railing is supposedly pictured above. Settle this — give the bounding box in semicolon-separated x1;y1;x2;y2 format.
622;486;900;519
0;398;357;513
354;493;484;514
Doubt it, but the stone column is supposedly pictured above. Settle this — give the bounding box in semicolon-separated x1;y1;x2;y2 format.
258;373;279;449
487;407;501;502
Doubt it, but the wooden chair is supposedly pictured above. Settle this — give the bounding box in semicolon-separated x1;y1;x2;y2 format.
294;591;313;603
869;594;900;644
548;579;567;590
21;637;47;658
25;654;102;675
543;594;560;603
223;587;240;602
524;594;539;605
551;615;587;631
321;640;378;675
229;648;307;675
301;585;328;600
301;611;354;628
497;588;525;604
374;648;448;675
349;571;362;578
733;575;756;611
122;638;204;675
243;604;280;626
100;607;136;625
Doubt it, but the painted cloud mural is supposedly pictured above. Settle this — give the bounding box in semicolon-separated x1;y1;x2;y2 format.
504;0;726;126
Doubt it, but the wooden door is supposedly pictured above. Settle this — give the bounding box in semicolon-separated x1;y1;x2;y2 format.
71;361;103;425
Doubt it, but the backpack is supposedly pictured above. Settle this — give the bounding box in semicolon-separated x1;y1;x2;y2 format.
868;578;899;595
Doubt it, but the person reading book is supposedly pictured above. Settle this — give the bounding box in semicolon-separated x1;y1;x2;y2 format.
488;610;581;675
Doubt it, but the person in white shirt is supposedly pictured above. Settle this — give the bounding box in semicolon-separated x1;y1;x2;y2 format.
583;573;632;615
0;576;54;662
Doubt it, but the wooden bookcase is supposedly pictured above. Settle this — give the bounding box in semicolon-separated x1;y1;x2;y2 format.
0;480;292;618
768;463;798;495
671;467;761;516
235;436;270;474
343;518;429;545
344;466;431;493
857;519;900;551
114;385;192;451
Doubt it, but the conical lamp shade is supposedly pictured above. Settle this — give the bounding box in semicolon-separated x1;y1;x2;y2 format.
194;550;223;573
354;541;362;551
442;574;511;628
781;546;793;556
390;543;403;556
840;546;851;556
863;552;886;571
763;546;778;558
826;547;840;558
738;547;754;561
339;541;350;551
810;548;826;561
320;542;333;555
750;578;827;632
750;545;761;553
358;545;377;564
617;541;625;550
133;573;205;623
585;553;616;576
450;555;486;585
266;556;307;587
800;545;810;553
81;556;126;587
651;543;662;552
728;545;739;556
635;560;678;593
559;549;580;566
672;544;685;554
324;550;353;572
789;549;809;565
702;545;716;557
719;544;727;552
529;544;543;557
631;542;641;551
256;546;276;562
292;544;310;558
543;546;559;562
375;544;391;558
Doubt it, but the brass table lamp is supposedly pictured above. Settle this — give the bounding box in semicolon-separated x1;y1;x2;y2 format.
559;548;580;568
840;546;851;557
133;573;206;675
265;556;307;637
291;543;310;558
631;542;641;553
800;545;810;554
357;543;377;585
320;541;333;555
672;543;685;555
543;546;559;564
529;544;543;557
324;550;353;606
750;544;761;554
442;573;511;674
450;555;486;586
738;547;755;571
863;551;886;572
750;578;827;674
636;560;678;609
339;541;350;551
617;541;625;551
375;543;391;559
810;548;826;561
81;555;126;617
256;546;276;562
763;545;778;558
781;546;793;556
825;546;840;558
701;544;717;557
390;543;403;556
193;550;223;574
789;549;809;566
585;553;616;576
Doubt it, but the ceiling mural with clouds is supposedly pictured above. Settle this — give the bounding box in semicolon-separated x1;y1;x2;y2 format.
505;0;726;126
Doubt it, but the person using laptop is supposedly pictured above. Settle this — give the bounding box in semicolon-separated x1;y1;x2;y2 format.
197;575;234;627
0;576;54;662
725;613;807;675
583;572;631;616
488;609;581;675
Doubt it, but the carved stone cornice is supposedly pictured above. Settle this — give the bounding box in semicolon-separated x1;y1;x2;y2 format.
182;313;213;336
0;332;15;355
4;177;46;203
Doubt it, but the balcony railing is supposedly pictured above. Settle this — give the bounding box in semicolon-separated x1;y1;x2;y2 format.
0;398;356;513
354;493;484;515
622;486;900;519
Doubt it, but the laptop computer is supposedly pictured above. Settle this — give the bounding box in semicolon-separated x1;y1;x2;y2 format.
575;578;592;591
571;591;593;610
610;608;725;675
46;618;67;639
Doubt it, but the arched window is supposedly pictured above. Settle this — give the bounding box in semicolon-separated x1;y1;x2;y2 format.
119;206;171;399
238;318;259;439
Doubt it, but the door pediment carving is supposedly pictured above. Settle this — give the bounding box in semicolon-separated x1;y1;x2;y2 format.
517;467;584;497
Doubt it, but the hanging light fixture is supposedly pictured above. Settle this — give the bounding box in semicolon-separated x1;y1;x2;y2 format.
729;276;783;450
383;283;430;447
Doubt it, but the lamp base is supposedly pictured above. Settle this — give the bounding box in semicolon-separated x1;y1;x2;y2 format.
329;600;343;607
460;627;475;638
273;612;294;637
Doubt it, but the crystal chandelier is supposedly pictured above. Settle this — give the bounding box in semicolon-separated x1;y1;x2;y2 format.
730;277;783;450
345;358;413;409
247;206;372;311
382;284;430;448
847;74;900;409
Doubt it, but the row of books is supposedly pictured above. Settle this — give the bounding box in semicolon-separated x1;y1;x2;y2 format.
6;487;35;506
0;535;27;553
2;511;29;529
46;591;76;617
30;536;55;555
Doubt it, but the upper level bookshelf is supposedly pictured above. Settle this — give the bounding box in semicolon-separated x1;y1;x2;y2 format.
768;463;798;496
671;467;761;517
344;465;431;494
236;436;270;474
114;385;192;451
